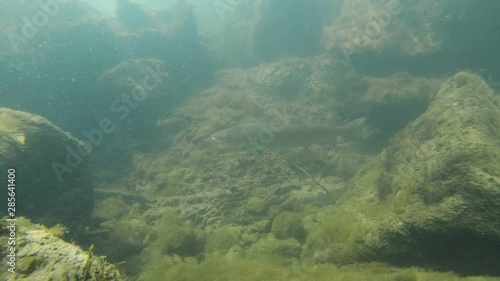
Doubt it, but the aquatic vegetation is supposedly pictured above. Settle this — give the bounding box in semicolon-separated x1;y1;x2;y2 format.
205;226;242;257
88;216;151;266
3;0;500;280
148;208;202;258
90;65;499;280
245;197;268;215
271;211;307;242
185;148;213;168
93;197;130;220
160;226;198;256
0;217;123;280
302;207;375;265
139;257;496;281
48;224;67;237
82;244;95;280
324;0;469;59
88;195;152;263
245;235;302;265
302;72;500;275
247;219;272;234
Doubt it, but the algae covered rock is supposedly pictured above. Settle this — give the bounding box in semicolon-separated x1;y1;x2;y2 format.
247;220;271;234
246;197;267;215
0;217;122;281
127;55;366;229
324;0;500;73
246;235;302;264
359;74;443;149
205;226;242;257
161;227;197;256
0;108;94;239
271;212;306;242
98;58;175;127
305;72;500;275
247;56;356;99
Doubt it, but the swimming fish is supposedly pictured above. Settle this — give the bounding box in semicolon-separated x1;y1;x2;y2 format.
211;118;365;149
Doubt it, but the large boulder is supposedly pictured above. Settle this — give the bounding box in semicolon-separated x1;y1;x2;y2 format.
0;108;94;238
303;72;500;275
117;1;214;86
97;58;176;128
324;0;500;74
0;217;122;280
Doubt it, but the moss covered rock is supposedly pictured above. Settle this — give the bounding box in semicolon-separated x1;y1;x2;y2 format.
304;72;500;275
246;197;267;215
271;212;307;242
0;108;94;239
205;226;242;257
162;227;197;256
324;0;500;74
153;210;201;257
0;217;122;281
140;256;500;281
246;235;302;264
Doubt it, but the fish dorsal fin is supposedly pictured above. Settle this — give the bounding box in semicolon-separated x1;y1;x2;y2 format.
344;117;366;128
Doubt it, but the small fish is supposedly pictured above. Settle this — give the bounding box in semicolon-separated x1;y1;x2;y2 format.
211;118;365;149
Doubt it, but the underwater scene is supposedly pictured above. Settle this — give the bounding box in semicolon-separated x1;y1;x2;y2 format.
1;0;500;280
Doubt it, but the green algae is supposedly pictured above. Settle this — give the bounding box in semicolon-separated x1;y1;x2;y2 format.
139;258;499;281
85;59;499;280
271;212;307;242
205;226;242;257
148;208;203;258
246;197;268;215
300;72;500;274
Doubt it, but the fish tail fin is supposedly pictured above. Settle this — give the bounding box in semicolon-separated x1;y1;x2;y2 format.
344;117;366;141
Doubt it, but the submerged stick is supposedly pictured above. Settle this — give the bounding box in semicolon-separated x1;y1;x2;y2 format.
292;163;329;193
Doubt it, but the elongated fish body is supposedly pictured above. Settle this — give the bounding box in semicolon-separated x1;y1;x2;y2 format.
211;118;365;149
